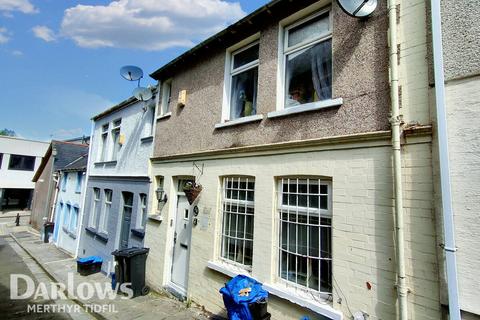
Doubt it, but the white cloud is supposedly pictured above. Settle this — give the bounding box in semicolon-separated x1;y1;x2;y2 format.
0;0;37;14
51;128;84;139
0;27;10;44
32;25;56;42
60;0;245;50
11;49;23;56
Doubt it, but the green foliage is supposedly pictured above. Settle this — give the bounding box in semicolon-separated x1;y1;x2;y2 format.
0;128;15;137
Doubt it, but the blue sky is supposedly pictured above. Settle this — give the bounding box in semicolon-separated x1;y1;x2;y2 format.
0;0;269;141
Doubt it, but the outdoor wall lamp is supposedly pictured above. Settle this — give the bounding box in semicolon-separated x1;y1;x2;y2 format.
156;186;168;204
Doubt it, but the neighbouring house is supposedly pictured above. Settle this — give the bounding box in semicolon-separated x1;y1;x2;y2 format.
432;1;480;319
51;152;88;256
31;141;89;231
144;0;443;319
0;136;49;211
77;95;156;274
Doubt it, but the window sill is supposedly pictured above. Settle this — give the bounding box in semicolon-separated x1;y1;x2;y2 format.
85;227;96;235
95;232;108;243
157;112;172;120
214;114;263;129
207;260;251;278
267;98;343;119
140;136;153;143
131;228;145;238
148;214;163;222
262;283;342;320
94;160;117;166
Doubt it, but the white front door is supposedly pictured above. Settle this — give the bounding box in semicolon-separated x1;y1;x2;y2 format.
170;193;193;295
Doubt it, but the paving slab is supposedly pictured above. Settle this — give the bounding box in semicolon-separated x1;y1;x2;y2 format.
11;231;213;320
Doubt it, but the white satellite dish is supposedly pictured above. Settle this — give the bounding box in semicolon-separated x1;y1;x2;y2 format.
120;65;144;82
133;87;153;101
337;0;377;18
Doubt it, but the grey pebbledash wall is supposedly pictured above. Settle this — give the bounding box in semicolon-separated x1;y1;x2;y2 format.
153;1;390;158
79;177;149;273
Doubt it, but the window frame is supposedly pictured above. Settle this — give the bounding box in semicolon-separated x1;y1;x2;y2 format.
137;193;147;229
69;205;79;233
221;33;261;124
75;171;83;193
63;203;71;228
159;79;172;117
219;176;255;270
8;154;36;171
110;119;121;161
276;177;333;298
61;173;68;192
0;153;3;169
99;189;112;234
99;123;109;162
89;188;101;228
276;6;333;112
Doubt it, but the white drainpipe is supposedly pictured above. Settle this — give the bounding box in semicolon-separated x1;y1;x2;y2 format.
387;0;408;319
430;1;461;319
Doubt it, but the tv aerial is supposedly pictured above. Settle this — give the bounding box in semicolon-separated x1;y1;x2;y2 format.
120;65;153;102
337;0;377;18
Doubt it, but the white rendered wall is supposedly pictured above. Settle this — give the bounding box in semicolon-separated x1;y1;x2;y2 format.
0;136;49;189
88;100;155;178
55;170;85;255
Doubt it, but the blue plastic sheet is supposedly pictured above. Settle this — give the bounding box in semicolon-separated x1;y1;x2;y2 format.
220;275;268;320
77;256;102;264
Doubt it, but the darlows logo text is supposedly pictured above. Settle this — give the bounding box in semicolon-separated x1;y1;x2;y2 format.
10;273;133;300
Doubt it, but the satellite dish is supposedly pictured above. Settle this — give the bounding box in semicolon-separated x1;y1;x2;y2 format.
133;87;153;101
120;65;144;82
337;0;377;18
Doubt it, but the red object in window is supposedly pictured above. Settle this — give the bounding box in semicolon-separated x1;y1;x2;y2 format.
366;281;372;290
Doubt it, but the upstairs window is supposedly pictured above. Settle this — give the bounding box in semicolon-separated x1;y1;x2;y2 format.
75;171;83;193
282;10;332;109
160;79;172;116
227;42;259;121
8;154;35;171
221;177;255;267
111;119;121;161
99;123;109;162
61;173;68;192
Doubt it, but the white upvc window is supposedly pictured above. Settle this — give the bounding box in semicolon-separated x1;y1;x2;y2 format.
63;203;71;228
278;8;332;111
277;177;332;296
99;189;112;234
110;119;121;161
69;206;79;233
221;177;255;268
159;79;172;116
61;173;68;192
99;123;109;161
137;193;147;229
89;188;100;228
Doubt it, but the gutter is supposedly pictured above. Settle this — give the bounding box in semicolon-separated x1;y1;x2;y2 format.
387;0;408;319
430;1;461;318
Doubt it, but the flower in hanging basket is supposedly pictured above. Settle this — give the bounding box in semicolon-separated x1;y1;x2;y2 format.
183;181;203;205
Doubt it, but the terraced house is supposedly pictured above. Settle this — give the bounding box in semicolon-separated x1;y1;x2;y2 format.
77;96;156;273
143;0;444;319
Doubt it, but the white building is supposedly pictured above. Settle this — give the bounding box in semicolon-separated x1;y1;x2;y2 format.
77;95;156;273
0;136;49;211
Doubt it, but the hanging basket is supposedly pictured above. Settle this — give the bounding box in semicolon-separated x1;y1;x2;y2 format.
183;182;203;205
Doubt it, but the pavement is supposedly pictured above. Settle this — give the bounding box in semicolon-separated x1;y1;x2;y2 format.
8;230;213;320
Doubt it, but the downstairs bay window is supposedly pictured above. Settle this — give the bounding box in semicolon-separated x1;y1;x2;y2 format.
277;177;332;295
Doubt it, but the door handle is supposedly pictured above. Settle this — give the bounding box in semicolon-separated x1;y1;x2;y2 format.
174;231;177;244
